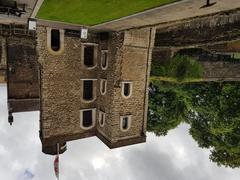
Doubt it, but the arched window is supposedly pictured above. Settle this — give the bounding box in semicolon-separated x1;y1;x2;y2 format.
100;79;107;95
47;28;64;55
80;108;96;130
101;50;108;70
121;82;133;98
99;110;106;127
51;29;60;51
120;115;132;132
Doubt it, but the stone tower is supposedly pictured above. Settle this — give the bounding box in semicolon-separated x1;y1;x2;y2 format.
37;25;155;154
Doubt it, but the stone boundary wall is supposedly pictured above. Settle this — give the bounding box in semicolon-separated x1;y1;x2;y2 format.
155;9;240;47
152;48;240;81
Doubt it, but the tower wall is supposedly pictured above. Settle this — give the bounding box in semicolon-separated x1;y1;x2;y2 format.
97;28;155;148
37;27;100;145
37;26;153;151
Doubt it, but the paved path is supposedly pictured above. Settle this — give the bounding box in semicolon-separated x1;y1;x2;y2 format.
31;0;43;18
92;0;240;31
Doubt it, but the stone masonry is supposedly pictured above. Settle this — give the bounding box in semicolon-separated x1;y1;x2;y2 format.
7;35;40;113
37;26;155;154
152;45;240;81
0;37;7;83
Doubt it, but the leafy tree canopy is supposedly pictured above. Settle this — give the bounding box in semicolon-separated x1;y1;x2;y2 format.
148;81;240;168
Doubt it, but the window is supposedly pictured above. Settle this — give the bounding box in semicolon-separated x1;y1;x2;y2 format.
82;43;98;69
121;82;133;98
101;50;108;70
83;80;93;100
51;29;60;51
84;46;94;67
80;109;96;129
98;111;106;127
120;115;132;132
83;110;92;127
100;79;107;95
47;28;64;55
81;79;97;103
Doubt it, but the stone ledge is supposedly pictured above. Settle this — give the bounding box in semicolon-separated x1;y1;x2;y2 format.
8;98;40;112
96;132;146;149
41;131;96;147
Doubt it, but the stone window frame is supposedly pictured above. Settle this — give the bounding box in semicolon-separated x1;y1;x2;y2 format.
80;79;97;103
98;110;106;127
121;81;133;99
100;79;107;95
81;43;98;70
101;50;109;70
120;115;132;132
80;108;96;130
47;27;65;55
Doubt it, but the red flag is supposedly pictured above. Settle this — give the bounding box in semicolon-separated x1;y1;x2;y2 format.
54;155;59;178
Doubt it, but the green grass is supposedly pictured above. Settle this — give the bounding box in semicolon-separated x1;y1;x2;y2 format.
37;0;179;25
150;76;204;83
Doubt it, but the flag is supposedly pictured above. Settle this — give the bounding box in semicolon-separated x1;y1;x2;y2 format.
54;155;59;179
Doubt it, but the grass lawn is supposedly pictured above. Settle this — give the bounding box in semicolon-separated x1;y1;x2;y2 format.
37;0;179;25
150;76;204;83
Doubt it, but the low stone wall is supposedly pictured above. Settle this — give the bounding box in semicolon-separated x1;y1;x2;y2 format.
155;9;240;47
201;61;240;80
152;48;240;81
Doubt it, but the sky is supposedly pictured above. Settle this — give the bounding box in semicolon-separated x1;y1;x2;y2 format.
0;84;240;180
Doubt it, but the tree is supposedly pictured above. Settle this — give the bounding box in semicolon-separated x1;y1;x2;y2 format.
148;81;192;136
187;82;240;168
147;81;240;168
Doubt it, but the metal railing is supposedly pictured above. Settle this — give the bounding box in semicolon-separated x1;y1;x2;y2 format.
0;24;36;37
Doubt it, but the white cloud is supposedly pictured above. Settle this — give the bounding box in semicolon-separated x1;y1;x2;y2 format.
0;84;240;180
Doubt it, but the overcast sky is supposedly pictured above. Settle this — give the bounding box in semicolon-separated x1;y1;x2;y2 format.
0;84;239;180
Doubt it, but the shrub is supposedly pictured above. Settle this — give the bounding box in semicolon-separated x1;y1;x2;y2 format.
151;55;204;82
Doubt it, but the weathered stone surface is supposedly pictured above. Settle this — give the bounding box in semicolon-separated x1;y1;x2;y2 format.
37;26;153;153
201;61;240;80
0;36;7;83
6;35;40;112
152;47;240;81
155;10;240;47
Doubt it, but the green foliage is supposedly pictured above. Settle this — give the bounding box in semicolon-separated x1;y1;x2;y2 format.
167;55;204;81
148;81;240;168
148;81;192;136
151;55;204;82
151;64;167;77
